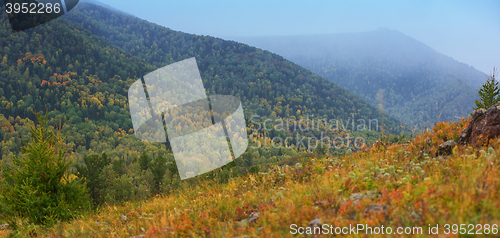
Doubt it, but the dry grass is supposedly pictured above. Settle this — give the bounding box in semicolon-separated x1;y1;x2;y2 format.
6;118;500;237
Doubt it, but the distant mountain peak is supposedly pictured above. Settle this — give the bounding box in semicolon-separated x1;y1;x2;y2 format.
80;0;133;16
234;30;486;129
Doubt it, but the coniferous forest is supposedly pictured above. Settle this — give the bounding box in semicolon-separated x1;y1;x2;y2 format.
0;2;498;237
0;2;403;209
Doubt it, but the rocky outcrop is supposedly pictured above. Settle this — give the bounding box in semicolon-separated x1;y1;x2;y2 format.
349;190;381;206
459;104;500;146
308;217;322;227
363;204;388;215
239;212;259;226
437;140;457;156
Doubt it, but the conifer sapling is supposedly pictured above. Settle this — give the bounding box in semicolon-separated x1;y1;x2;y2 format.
473;67;499;113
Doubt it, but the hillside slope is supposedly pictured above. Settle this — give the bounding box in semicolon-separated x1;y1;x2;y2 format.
0;2;406;165
63;3;404;137
0;2;412;215
30;118;500;237
0;2;161;164
235;29;487;129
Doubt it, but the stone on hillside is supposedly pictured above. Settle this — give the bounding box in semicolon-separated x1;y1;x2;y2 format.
308;217;322;227
409;211;423;222
437;140;457;156
350;190;381;206
129;235;145;238
459;104;500;146
248;212;259;223
239;212;259;226
363;204;388;215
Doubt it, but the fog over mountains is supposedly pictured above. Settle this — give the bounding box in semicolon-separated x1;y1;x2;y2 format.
235;29;487;129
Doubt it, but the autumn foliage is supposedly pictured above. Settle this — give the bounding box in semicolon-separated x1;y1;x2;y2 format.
13;119;497;237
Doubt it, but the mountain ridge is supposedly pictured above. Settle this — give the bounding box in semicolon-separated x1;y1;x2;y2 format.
233;29;487;129
0;1;405;168
63;2;405;136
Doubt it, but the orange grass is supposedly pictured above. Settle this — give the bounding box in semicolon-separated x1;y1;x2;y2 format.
7;118;500;237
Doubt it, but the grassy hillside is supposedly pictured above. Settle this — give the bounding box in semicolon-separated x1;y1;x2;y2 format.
236;29;487;129
0;1;410;226
12;118;499;237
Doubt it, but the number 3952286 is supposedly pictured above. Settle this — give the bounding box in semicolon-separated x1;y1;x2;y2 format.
443;224;498;235
5;3;62;14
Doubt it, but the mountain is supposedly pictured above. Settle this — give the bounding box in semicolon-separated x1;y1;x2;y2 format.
80;0;133;16
0;2;406;163
62;3;405;136
0;2;407;210
0;1;156;162
234;29;487;129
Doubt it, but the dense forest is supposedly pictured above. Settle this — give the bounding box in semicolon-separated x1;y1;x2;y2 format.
63;4;402;134
0;1;495;237
0;2;405;208
237;29;487;129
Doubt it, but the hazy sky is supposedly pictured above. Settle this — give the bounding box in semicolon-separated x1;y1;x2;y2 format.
95;0;499;74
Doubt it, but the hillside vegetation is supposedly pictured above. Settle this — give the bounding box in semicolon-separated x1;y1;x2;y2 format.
63;3;404;136
0;2;404;165
10;118;498;237
0;1;407;223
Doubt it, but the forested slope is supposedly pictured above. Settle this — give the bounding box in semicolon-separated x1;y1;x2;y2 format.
236;29;487;129
63;3;404;135
0;3;156;163
0;2;406;206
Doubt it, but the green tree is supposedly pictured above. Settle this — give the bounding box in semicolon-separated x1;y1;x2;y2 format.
315;143;328;155
151;154;167;193
112;158;126;176
168;158;180;178
473;67;499;112
139;150;151;171
0;113;90;229
75;153;111;205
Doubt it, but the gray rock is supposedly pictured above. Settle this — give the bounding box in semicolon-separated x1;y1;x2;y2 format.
364;204;388;214
308;217;322;227
476;108;487;114
437;140;457;156
239;212;260;227
409;211;423;222
129;235;145;238
248;212;259;223
350;190;381;205
459;128;468;144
